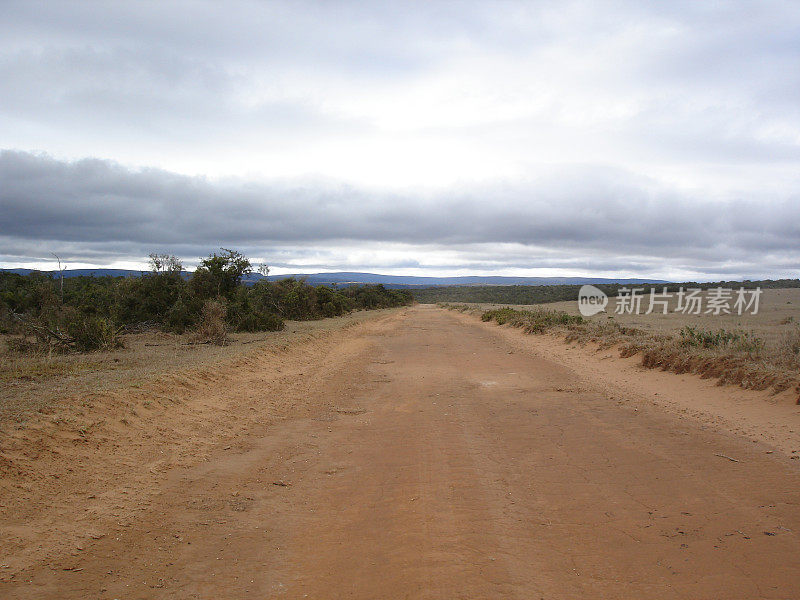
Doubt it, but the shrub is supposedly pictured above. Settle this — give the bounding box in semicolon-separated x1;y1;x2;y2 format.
191;248;252;300
235;310;284;332
6;306;123;353
315;285;349;317
66;314;123;351
165;296;194;334
0;302;10;334
192;300;228;345
226;286;284;332
113;271;187;326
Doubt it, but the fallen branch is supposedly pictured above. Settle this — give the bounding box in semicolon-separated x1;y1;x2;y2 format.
10;312;74;347
715;453;740;462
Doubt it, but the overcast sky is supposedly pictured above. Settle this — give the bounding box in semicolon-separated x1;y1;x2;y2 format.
1;1;798;279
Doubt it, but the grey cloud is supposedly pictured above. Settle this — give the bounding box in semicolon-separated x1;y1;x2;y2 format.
1;151;798;278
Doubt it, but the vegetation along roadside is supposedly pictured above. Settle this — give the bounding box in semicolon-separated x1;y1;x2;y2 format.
0;249;412;353
445;303;800;402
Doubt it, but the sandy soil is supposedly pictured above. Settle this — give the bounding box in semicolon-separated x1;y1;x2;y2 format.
1;309;394;423
2;305;800;599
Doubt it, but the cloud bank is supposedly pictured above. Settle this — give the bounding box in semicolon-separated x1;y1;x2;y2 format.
0;1;798;278
1;151;797;279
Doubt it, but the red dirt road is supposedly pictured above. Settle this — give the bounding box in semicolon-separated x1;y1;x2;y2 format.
3;305;800;598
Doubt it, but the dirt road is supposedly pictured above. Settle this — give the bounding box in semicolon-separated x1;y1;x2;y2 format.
3;305;800;598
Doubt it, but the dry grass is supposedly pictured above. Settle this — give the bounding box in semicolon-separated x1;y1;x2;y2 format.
191;299;229;346
444;288;800;402
0;308;400;424
567;321;800;397
0;355;108;384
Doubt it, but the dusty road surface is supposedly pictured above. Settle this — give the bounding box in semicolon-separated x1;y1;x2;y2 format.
3;305;800;599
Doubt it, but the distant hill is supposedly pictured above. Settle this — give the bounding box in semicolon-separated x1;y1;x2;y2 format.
1;268;668;288
254;272;669;287
2;268;149;278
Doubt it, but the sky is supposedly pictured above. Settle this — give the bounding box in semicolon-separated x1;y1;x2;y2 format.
1;0;799;280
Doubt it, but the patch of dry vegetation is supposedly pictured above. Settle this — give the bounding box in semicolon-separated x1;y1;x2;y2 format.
443;303;800;402
480;306;584;333
584;322;800;397
191;299;229;346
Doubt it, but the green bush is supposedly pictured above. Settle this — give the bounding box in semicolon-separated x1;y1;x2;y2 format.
66;314;123;351
0;250;413;353
190;248;251;300
234;310;284;332
227;287;284;332
165;296;194;334
113;271;187;326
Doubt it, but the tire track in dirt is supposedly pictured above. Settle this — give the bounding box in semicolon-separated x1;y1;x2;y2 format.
3;305;800;598
0;310;406;587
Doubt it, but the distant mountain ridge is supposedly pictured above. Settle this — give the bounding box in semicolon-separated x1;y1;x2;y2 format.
1;268;669;287
2;268;149;279
255;272;669;286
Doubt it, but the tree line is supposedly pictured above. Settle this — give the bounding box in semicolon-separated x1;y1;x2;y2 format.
0;249;413;351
